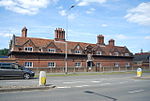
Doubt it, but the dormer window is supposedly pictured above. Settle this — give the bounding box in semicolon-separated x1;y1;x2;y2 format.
114;52;119;56
48;48;56;53
96;51;102;55
125;53;129;56
75;50;81;54
24;47;33;52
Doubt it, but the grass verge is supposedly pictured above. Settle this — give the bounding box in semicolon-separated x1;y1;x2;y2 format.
34;71;150;78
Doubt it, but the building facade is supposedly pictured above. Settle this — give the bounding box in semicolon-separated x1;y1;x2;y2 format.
133;52;150;69
9;27;133;72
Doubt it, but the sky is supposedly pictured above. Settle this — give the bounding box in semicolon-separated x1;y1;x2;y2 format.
0;0;150;54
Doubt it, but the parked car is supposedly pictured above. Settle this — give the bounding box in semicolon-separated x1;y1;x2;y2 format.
0;63;35;79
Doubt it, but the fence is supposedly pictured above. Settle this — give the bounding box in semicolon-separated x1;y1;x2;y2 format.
30;66;150;73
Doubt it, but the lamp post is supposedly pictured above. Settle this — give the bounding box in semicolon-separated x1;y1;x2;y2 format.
65;5;76;74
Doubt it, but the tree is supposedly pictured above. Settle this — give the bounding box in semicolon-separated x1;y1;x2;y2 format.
0;48;9;56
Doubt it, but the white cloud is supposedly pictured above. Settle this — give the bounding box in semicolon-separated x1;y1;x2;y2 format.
116;34;128;39
101;24;108;27
106;34;128;40
68;13;77;20
77;0;107;6
125;2;150;26
0;0;58;15
58;10;67;16
86;8;95;14
144;36;150;39
0;33;13;37
58;9;77;20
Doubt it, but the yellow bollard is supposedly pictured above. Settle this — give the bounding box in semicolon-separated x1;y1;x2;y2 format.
137;68;142;77
39;71;46;86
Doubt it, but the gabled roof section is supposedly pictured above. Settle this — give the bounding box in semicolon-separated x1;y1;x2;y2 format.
15;36;53;48
14;36;132;55
72;43;84;50
21;39;36;47
46;42;58;48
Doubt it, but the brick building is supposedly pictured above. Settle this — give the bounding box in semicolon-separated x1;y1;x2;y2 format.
9;27;133;72
133;52;150;69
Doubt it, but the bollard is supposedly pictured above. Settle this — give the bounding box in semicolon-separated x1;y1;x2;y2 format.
39;71;46;86
137;68;142;77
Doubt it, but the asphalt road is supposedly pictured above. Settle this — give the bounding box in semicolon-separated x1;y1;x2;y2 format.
0;73;150;101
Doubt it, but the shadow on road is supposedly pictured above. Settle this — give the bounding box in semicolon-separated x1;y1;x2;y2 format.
84;91;117;101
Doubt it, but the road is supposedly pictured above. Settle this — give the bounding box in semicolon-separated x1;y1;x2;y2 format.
0;73;150;101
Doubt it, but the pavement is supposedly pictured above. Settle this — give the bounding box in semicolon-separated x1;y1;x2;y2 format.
0;71;150;93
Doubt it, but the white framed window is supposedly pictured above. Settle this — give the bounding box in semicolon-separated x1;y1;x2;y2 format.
24;62;33;68
75;62;82;67
96;63;102;68
125;62;130;67
114;62;119;67
24;47;33;52
114;52;119;56
125;53;129;56
48;48;56;53
75;50;81;54
48;62;56;68
96;51;102;55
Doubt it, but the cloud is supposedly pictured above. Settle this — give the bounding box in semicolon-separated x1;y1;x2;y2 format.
144;36;150;39
106;34;128;40
86;8;95;14
101;24;108;27
0;0;58;15
58;9;77;20
125;2;150;26
58;10;67;16
77;0;107;6
0;33;13;37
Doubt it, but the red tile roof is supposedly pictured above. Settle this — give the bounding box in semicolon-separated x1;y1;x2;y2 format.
14;36;131;55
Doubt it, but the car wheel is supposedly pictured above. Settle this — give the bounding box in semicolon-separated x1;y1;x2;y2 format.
23;73;30;79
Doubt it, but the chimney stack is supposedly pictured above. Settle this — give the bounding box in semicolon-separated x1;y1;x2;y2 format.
97;35;105;45
55;28;65;41
22;27;27;37
109;39;115;46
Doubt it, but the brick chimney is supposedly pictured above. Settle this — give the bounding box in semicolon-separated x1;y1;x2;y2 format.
97;35;105;45
22;27;27;37
109;39;115;46
54;28;65;41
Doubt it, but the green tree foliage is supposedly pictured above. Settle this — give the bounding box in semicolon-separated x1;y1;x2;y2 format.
0;48;9;56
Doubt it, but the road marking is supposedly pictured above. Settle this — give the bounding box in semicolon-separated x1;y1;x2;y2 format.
128;89;144;94
119;81;128;84
91;81;101;83
63;81;84;84
57;86;71;89
75;85;90;88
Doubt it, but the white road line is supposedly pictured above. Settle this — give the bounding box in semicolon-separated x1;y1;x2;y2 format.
75;85;90;88
63;81;84;84
128;89;144;94
119;81;128;84
91;81;101;83
57;86;71;89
